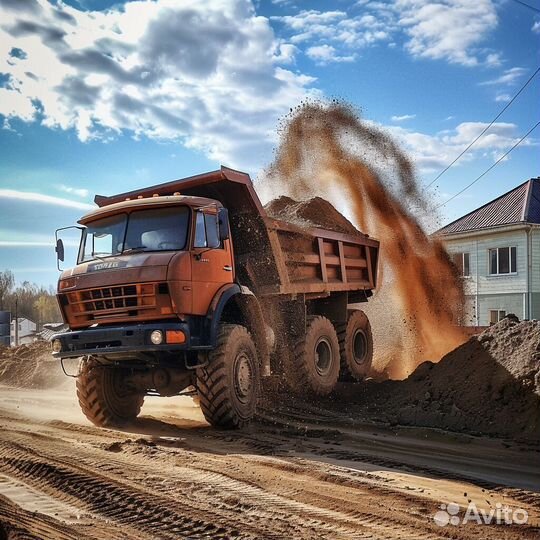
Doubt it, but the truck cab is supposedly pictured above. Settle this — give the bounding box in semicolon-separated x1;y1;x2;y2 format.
56;195;233;355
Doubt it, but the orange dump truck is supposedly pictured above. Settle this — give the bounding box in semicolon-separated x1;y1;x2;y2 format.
52;167;379;428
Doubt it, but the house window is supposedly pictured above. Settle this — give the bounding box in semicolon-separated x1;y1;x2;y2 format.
488;247;516;275
489;310;506;324
452;252;470;277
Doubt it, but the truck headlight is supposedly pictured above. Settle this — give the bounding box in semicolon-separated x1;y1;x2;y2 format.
51;339;62;353
150;330;164;345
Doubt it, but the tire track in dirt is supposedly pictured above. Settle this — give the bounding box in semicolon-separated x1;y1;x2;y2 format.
0;434;441;540
256;405;540;500
0;390;539;540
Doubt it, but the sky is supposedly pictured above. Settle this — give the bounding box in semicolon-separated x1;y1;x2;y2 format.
0;0;539;287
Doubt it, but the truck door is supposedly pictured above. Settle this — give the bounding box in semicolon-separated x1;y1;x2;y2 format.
191;209;234;315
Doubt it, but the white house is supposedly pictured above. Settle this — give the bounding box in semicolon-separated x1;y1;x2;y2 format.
437;177;540;327
10;317;37;346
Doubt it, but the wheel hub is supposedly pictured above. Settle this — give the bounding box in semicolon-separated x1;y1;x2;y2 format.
353;329;367;365
234;352;253;404
315;337;332;376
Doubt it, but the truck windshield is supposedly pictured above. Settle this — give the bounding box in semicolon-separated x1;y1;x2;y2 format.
80;206;190;262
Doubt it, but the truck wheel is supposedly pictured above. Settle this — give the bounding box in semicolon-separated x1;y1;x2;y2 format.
76;356;144;427
339;310;373;381
196;324;259;429
288;316;340;396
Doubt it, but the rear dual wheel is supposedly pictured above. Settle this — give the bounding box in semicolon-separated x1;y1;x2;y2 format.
286;316;341;396
338;310;373;381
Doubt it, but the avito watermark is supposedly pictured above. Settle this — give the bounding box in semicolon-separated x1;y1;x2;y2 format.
433;502;528;526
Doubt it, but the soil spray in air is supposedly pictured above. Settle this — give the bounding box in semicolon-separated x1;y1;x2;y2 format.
260;102;467;378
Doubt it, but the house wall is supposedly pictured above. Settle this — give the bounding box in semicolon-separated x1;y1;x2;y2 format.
530;228;540;319
443;228;532;325
10;318;37;346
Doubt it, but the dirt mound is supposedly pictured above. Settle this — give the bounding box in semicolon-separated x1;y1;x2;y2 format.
355;317;540;441
265;196;359;235
0;342;66;389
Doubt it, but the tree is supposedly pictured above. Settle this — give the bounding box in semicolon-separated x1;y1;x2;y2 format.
0;270;14;311
2;275;61;327
34;294;61;326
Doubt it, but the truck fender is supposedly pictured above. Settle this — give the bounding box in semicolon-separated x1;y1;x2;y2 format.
207;283;242;345
207;284;270;376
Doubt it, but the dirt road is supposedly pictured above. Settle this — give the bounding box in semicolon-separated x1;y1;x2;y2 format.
0;382;538;539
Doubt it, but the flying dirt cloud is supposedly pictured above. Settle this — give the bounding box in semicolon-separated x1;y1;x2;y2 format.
262;102;467;378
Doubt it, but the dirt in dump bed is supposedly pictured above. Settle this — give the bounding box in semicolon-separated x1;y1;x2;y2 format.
337;316;540;442
0;342;66;389
265;196;360;235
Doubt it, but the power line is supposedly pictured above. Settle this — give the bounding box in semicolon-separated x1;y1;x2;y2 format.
435;120;540;209
426;65;540;188
509;0;540;13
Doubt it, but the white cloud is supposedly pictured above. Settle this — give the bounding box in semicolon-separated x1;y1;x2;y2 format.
272;41;297;64
495;93;511;102
391;114;416;122
386;121;534;173
0;240;53;246
397;0;498;66
484;52;502;67
480;67;528;86
533;21;540;33
306;44;356;64
56;184;89;198
0;189;94;210
0;0;317;170
272;9;390;63
273;1;500;67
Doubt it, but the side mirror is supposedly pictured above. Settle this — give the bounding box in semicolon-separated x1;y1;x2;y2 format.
55;225;84;271
56;238;65;263
218;208;230;241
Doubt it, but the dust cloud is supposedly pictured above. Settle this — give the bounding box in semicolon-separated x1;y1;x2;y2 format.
260;102;467;378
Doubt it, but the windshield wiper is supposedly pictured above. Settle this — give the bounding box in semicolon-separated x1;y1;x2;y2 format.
121;246;147;254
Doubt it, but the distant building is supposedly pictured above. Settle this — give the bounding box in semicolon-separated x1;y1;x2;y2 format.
0;311;10;347
437;177;540;327
10;317;37;346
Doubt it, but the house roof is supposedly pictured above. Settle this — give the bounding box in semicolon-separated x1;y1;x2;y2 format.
438;177;540;235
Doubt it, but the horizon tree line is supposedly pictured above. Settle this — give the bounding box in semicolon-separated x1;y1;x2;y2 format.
0;270;61;328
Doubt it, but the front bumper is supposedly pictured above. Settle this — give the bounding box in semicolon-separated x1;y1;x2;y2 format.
51;322;193;359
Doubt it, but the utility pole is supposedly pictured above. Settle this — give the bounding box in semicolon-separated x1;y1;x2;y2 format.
14;295;18;347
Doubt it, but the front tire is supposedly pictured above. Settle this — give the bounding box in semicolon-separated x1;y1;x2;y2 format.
196;324;259;429
286;316;340;396
76;356;144;427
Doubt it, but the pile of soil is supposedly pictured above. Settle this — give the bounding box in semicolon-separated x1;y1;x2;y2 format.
354;316;540;442
265;196;359;235
0;342;66;389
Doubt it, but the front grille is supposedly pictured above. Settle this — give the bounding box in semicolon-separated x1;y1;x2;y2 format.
66;283;157;322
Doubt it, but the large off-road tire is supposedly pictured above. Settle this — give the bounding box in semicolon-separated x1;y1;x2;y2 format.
196;324;259;429
76;356;144;427
338;310;373;381
286;316;340;396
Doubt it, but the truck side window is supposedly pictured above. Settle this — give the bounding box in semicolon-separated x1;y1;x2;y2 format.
194;211;221;249
194;211;207;248
205;213;220;249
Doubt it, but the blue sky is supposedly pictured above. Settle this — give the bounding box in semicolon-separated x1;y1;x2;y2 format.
0;0;539;287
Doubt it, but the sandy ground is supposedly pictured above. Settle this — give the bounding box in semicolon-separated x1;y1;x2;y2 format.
0;381;538;539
